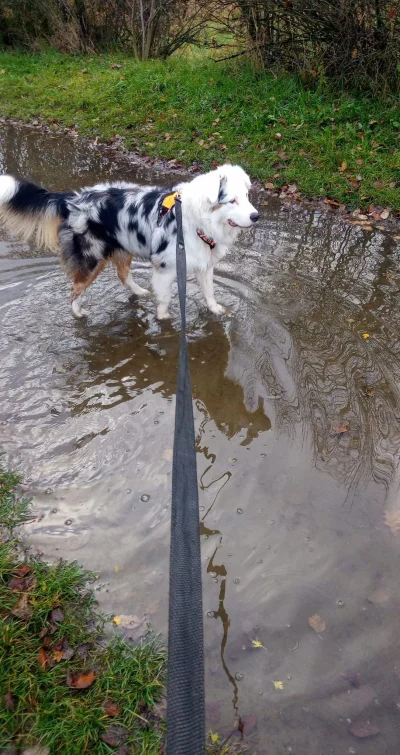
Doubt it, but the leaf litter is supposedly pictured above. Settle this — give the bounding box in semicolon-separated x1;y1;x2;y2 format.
308;614;326;633
66;669;96;689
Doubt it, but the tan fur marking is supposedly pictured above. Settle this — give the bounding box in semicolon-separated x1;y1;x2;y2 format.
71;260;107;299
0;208;61;251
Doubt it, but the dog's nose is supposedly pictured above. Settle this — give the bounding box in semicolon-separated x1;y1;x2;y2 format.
250;211;259;222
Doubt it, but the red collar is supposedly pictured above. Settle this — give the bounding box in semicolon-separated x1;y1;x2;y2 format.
196;229;216;249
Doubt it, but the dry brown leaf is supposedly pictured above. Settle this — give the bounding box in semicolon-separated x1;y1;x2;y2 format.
367;588;389;604
101;725;129;747
38;648;49;671
349;720;380;738
380;209;390;219
274;133;282;140
335;422;349;435
338;160;347;173
103;699;122;717
50;608;65;623
308;614;326;633
14;564;32;577
264;182;275;190
66;669;96;689
11;592;33;620
384;509;400;535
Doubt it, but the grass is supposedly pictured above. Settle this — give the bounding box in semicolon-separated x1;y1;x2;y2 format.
0;466;240;754
0;50;399;210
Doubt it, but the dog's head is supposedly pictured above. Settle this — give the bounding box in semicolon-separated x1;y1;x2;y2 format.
201;164;259;231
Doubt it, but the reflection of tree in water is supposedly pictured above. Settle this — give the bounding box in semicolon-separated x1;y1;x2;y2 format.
230;208;400;497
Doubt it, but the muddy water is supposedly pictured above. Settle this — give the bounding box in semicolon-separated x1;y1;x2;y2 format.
2;123;400;753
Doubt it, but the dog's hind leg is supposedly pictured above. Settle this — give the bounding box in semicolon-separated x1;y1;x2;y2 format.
152;266;176;320
71;260;106;319
114;253;150;297
196;267;225;316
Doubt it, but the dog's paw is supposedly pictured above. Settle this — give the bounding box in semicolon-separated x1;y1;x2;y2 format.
209;302;226;316
72;301;89;319
157;309;171;321
132;285;150;297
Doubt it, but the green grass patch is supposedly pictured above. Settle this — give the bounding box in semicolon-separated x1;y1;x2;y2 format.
0;50;399;210
0;466;239;754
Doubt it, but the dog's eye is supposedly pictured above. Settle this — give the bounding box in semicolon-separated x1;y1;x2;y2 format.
230;199;237;204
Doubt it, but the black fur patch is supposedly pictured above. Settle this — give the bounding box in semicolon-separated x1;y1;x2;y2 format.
137;230;146;246
98;189;125;235
155;237;169;254
142;189;163;219
10;178;73;219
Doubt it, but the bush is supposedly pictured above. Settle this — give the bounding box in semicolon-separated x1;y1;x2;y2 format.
215;0;400;93
0;0;210;59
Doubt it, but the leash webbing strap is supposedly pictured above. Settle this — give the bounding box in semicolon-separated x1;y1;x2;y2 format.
167;198;205;754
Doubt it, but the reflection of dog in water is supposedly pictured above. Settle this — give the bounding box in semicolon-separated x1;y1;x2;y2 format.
0;165;258;320
67;319;271;445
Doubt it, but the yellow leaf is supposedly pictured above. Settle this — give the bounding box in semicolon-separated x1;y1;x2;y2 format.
251;639;265;648
210;732;220;743
351;48;358;59
113;616;122;625
272;680;283;689
0;69;5;75
114;566;120;573
362;333;370;339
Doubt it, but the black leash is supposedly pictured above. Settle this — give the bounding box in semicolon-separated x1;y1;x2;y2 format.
167;197;205;754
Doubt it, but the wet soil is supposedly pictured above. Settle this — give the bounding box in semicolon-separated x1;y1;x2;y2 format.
1;122;400;754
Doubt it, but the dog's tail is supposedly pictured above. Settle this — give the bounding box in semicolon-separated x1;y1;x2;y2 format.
0;174;74;251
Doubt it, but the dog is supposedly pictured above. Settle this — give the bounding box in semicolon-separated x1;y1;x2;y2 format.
0;164;258;320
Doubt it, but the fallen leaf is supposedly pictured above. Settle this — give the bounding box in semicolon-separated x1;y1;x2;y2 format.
198;139;204;146
103;699;122;717
81;68;88;74
38;648;49;671
50;608;64;623
335;422;349;435
324;198;341;207
101;725;129;747
272;680;283;689
53;650;64;663
21;747;50;755
308;614;326;633
14;564;32;577
11;592;33;619
286;183;297;194
76;643;92;658
0;69;5;75
277;151;288;160
362;333;370;339
66;669;96;689
111;63;123;69
114;566;121;573
339;161;347;172
349;720;380;738
367;588;389;604
112;614;144;630
4;691;15;710
274;133;282;140
380;209;390;219
384;509;400;535
251;639;265;648
264;182;275;190
210;732;220;744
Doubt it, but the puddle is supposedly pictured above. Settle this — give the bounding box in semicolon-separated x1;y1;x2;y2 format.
1;123;400;754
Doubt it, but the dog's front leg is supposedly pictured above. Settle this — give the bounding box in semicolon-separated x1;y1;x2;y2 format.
152;266;176;320
196;267;225;316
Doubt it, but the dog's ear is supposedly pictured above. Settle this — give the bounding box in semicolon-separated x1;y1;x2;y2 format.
205;170;227;205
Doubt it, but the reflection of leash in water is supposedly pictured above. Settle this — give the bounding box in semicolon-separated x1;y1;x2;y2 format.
199;465;232;521
208;547;240;717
